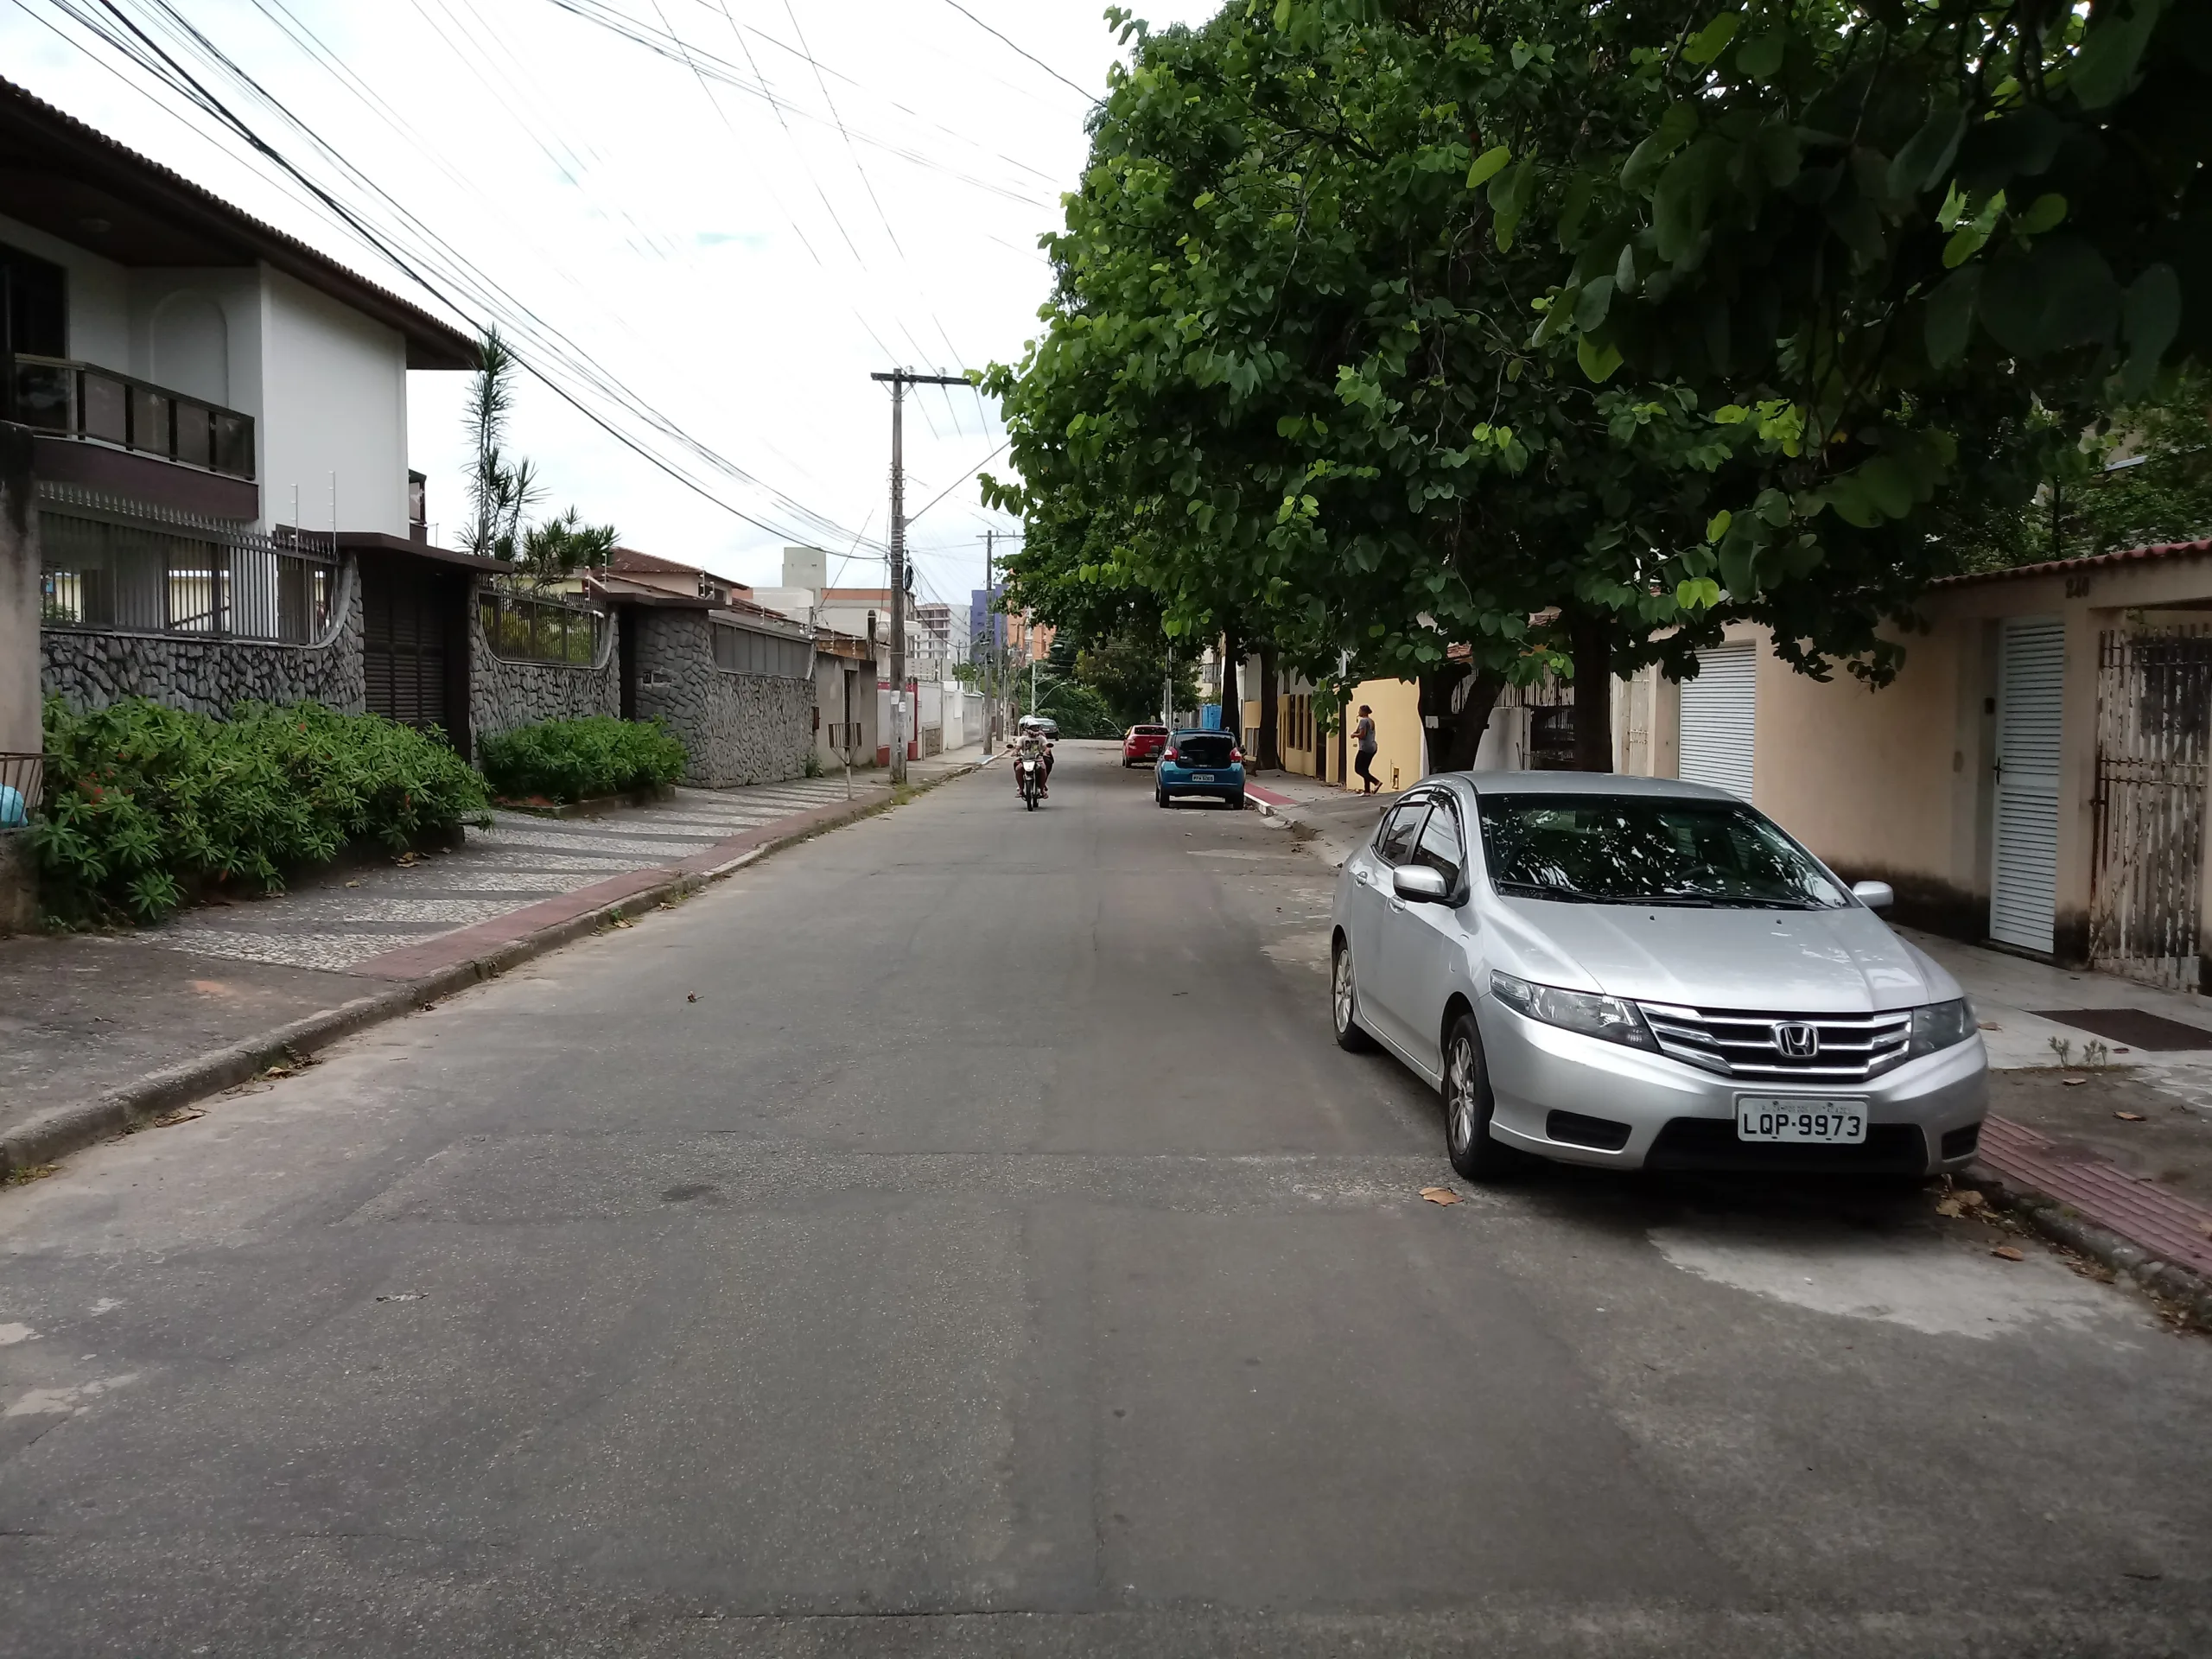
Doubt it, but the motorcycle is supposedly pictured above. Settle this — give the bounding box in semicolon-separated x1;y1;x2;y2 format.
1015;753;1045;810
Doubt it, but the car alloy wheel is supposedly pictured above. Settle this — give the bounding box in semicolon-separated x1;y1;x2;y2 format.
1332;943;1375;1052
1443;1014;1513;1181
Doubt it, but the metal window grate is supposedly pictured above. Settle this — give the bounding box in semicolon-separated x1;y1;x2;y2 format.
35;481;334;643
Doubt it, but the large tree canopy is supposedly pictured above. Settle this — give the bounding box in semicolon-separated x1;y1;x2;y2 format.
984;0;2204;769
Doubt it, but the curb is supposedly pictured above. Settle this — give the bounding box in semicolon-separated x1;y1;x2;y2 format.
1971;1161;2212;1332
0;761;980;1182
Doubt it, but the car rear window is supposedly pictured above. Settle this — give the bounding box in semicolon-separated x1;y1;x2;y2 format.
1175;734;1236;766
1135;725;1167;734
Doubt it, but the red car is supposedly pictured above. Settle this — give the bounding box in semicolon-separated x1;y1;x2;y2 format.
1122;723;1170;766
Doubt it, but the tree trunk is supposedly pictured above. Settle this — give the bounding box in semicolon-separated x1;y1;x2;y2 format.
1257;645;1281;770
1418;663;1505;774
1218;630;1241;746
1570;613;1615;773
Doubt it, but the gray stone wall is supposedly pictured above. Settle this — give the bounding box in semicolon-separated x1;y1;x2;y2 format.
632;609;814;786
469;604;620;742
40;556;366;717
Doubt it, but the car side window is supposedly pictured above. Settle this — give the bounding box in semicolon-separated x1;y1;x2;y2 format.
1374;799;1430;867
1410;798;1465;889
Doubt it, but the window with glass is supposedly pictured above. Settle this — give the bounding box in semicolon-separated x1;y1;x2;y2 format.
1477;793;1851;909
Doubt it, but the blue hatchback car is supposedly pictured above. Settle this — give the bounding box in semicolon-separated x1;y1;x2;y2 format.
1156;728;1246;809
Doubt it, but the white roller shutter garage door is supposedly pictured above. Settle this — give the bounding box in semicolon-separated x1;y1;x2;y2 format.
1991;617;2066;954
1679;645;1758;800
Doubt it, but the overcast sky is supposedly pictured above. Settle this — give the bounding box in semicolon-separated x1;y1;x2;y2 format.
3;0;1220;611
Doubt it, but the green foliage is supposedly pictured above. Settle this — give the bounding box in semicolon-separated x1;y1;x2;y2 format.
982;0;1819;728
1029;674;1122;739
31;698;491;927
1570;0;2210;639
518;508;620;588
1074;631;1198;729
477;715;688;804
1945;372;2212;569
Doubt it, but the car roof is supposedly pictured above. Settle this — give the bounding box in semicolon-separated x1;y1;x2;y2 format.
1436;769;1742;804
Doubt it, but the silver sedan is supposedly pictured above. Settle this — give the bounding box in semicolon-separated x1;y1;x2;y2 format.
1330;772;1988;1180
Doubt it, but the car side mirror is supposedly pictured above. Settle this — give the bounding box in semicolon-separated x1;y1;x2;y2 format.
1393;866;1451;904
1851;880;1895;911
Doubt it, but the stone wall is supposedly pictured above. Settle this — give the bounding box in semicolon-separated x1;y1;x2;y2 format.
632;608;814;786
469;604;620;742
41;556;366;717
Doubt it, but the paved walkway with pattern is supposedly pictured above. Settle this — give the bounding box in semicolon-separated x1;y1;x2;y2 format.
156;779;865;973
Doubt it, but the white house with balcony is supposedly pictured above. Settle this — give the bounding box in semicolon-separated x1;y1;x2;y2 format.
0;74;497;748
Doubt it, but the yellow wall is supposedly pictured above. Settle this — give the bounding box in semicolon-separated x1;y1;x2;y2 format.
1736;621;1983;912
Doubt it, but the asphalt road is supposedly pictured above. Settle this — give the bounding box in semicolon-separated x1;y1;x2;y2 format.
3;741;2209;1656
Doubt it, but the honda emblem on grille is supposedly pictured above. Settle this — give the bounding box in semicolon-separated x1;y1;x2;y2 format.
1772;1022;1820;1058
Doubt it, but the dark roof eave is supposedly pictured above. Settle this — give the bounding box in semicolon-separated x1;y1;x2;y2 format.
0;77;474;370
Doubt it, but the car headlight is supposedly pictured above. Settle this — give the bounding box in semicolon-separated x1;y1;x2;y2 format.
1490;970;1657;1052
1908;998;1976;1058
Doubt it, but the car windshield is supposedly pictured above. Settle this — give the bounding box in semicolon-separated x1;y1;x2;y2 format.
1476;793;1851;910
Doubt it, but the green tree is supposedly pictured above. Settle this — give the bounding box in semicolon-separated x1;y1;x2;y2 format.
463;328;540;563
518;506;620;589
1558;0;2210;632
983;1;1840;772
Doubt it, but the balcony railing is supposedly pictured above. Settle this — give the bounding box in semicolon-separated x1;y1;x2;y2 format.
11;353;255;481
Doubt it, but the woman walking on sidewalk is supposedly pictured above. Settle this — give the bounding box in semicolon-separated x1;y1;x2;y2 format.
1352;705;1379;794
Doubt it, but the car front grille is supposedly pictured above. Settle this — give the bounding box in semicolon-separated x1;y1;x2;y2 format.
1637;1003;1912;1084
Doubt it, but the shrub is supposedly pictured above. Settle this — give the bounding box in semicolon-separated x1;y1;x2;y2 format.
478;715;687;804
32;697;492;926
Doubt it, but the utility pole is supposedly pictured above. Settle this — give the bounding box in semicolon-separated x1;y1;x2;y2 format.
871;369;968;783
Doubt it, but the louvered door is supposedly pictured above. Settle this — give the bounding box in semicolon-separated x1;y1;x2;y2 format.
1678;643;1758;800
1991;617;2067;954
361;563;448;734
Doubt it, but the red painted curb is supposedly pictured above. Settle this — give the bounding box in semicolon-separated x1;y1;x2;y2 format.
1980;1113;2212;1279
1243;781;1297;809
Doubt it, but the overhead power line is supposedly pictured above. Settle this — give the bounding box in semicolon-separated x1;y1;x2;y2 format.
937;0;1096;100
41;0;875;549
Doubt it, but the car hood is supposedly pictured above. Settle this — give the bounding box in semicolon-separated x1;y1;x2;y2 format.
1490;898;1952;1012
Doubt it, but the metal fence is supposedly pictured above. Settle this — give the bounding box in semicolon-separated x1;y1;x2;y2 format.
0;752;40;827
36;482;336;643
2090;626;2212;990
480;584;603;665
710;618;810;678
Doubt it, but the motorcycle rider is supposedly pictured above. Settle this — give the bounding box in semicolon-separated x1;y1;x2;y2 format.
1014;726;1052;798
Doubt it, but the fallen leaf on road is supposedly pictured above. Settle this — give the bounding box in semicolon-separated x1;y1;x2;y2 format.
374;1293;426;1303
345;879;363;888
1935;1198;1966;1217
1991;1245;2025;1262
2063;1077;2088;1087
611;917;633;930
2115;1111;2146;1121
394;852;420;868
687;993;698;1003
151;1108;205;1128
1419;1185;1461;1206
261;1064;294;1080
1978;1022;2001;1031
2198;1220;2212;1240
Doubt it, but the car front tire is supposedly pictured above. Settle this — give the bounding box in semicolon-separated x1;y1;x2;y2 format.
1443;1013;1517;1182
1332;940;1376;1053
1156;787;1170;808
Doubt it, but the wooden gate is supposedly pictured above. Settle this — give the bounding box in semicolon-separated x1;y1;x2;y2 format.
2091;626;2212;989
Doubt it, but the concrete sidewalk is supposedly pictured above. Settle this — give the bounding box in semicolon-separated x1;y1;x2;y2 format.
1;753;982;1176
